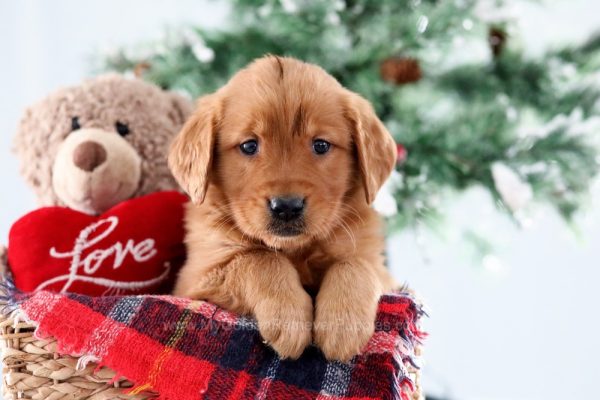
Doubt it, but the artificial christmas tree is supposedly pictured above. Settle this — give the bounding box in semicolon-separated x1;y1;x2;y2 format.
102;0;600;250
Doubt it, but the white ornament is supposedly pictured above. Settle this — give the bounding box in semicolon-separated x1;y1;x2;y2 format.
417;15;429;33
373;191;397;217
373;171;403;217
474;0;517;23
327;12;341;26
462;18;474;31
192;43;215;63
518;107;600;140
280;0;298;13
482;254;506;275
258;4;272;17
482;254;501;271
491;162;533;212
333;0;345;11
182;29;215;63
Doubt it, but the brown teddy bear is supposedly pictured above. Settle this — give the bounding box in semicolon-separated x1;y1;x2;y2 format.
14;74;192;214
1;74;193;295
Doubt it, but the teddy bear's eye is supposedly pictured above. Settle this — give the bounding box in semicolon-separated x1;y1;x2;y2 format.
71;117;81;131
115;121;130;137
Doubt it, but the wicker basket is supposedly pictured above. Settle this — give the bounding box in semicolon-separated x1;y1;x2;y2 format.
0;247;423;400
0;313;157;400
0;245;152;400
0;315;422;400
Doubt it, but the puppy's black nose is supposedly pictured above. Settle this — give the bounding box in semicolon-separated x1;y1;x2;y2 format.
269;196;305;221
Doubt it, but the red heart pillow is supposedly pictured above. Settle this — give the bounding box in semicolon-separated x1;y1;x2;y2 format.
8;191;188;296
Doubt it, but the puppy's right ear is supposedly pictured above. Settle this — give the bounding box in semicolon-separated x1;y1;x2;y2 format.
344;91;397;205
168;94;221;204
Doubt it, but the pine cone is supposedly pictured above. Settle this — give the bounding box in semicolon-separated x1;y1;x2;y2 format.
133;62;151;78
489;27;507;58
380;57;422;85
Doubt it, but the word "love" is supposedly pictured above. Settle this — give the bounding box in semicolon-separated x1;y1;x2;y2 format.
37;216;168;293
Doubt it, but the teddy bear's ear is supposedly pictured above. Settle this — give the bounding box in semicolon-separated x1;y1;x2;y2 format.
13;93;67;206
168;93;221;204
166;92;194;126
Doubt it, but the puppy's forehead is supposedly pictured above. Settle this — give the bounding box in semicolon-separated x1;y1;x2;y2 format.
221;57;348;137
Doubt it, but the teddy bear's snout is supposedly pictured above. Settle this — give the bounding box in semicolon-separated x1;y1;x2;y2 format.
73;141;107;172
51;128;143;214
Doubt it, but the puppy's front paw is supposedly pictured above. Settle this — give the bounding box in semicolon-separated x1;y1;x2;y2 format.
254;291;313;359
314;295;377;362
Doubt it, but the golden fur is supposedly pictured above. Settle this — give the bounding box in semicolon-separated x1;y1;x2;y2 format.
169;56;397;361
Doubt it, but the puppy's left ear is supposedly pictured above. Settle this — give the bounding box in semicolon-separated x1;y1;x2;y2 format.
344;92;397;204
168;93;221;204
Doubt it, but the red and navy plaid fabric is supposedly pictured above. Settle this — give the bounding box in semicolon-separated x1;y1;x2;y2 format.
8;289;425;400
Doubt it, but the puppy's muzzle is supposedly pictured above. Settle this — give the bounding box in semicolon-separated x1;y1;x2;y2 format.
268;196;306;236
269;196;304;221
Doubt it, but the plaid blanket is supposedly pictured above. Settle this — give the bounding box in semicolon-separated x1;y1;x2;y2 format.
5;287;425;400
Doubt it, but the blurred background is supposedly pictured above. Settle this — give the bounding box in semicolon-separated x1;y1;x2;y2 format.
1;1;599;399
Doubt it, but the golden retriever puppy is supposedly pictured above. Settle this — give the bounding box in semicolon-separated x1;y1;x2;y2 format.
169;56;397;361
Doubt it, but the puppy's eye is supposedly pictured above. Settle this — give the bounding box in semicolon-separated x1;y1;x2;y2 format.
71;117;81;131
312;139;331;155
115;121;130;136
240;139;259;155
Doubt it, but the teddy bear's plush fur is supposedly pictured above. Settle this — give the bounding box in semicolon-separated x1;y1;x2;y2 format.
0;74;192;290
13;74;192;214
